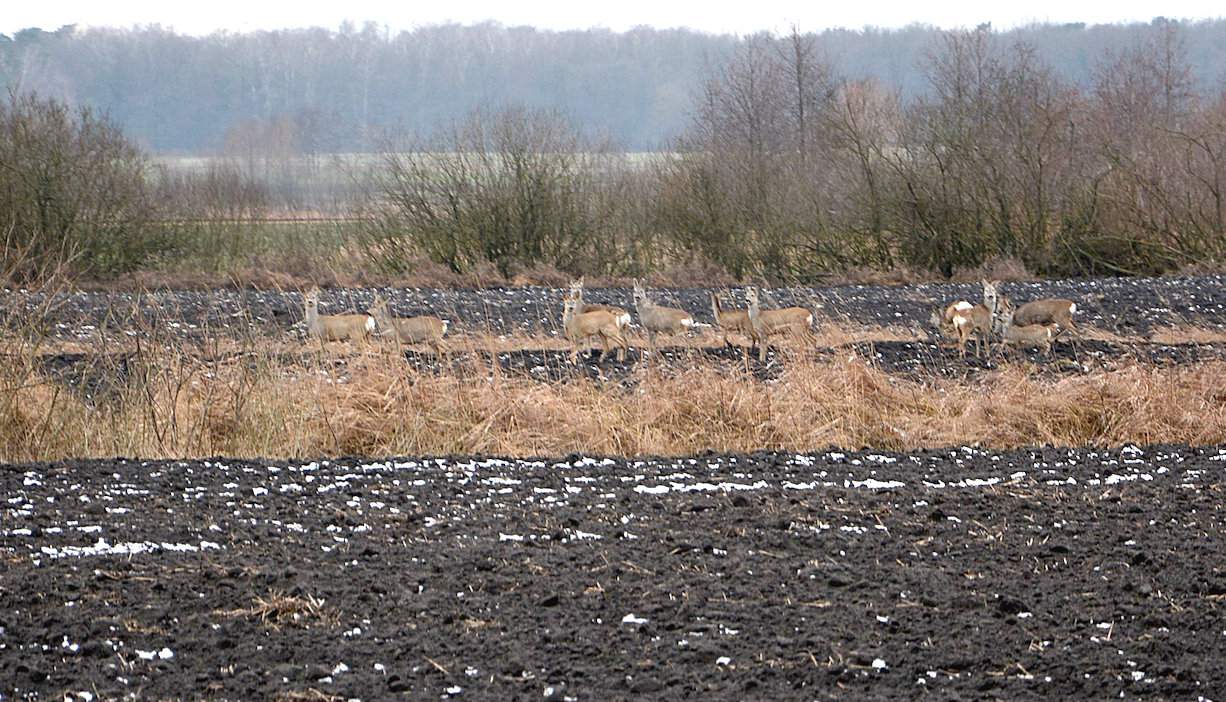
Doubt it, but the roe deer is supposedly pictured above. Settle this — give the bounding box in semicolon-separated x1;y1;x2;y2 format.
710;293;753;349
745;287;816;362
932;280;1002;358
304;288;375;342
561;293;629;362
980;279;1001;318
946;303;994;358
632;280;695;350
929;300;971;341
368;294;449;352
997;307;1062;355
1013;298;1078;335
987;278;1077;334
932;299;993;359
569;278;631;331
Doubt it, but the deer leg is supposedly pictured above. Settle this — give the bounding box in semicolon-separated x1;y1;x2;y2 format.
600;333;613;362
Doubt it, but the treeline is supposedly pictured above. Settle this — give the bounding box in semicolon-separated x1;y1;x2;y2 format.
3;22;1226;284
368;24;1226;280
4;19;1226;151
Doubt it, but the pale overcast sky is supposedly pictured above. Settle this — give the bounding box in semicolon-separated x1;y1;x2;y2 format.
3;0;1224;36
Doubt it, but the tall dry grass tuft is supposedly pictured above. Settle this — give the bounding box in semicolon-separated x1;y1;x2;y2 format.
3;335;1226;463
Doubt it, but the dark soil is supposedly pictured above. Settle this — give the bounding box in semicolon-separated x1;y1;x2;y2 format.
4;444;1226;700
851;338;1226;378
5;274;1226;339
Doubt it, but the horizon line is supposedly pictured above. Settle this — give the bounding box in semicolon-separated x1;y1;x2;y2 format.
5;15;1226;40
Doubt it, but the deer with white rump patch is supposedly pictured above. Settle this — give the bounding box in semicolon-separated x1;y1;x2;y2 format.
995;304;1062;355
988;282;1079;351
368;293;449;353
561;292;629;363
930;280;1000;358
632;280;695;351
568;278;631;332
1010;297;1078;335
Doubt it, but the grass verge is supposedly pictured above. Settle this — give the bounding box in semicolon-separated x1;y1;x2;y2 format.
2;338;1224;462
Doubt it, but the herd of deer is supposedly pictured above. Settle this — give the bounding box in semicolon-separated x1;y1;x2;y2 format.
932;279;1079;357
560;279;815;362
302;278;1078;361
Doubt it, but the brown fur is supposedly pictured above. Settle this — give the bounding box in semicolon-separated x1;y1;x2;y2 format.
561;293;629;362
368;294;448;351
304;289;375;343
745;287;816;362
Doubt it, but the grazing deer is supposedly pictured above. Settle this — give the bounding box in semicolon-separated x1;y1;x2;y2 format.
632;280;695;350
569;278;631;331
744;287;816;362
1012;298;1078;335
996;306;1062;355
710;293;754;349
368;293;449;353
303;288;375;343
561;292;629;363
989;283;1078;346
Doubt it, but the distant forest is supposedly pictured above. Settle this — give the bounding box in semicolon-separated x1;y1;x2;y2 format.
3;18;1226;153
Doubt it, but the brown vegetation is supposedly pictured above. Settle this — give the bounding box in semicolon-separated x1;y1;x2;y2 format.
3;336;1224;463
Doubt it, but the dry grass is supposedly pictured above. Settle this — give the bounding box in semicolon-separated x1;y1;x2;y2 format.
272;691;343;702
3;332;1226;462
217;590;335;629
1147;326;1226;345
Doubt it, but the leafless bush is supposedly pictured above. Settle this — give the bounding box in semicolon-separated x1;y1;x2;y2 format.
0;92;159;283
362;106;639;279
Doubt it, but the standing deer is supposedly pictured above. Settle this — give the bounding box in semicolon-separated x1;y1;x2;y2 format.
938;301;994;358
744;287;816;362
568;278;631;331
1012;298;1078;335
710;293;753;350
996;305;1062;355
989;283;1078;348
561;292;629;363
632;280;695;351
931;280;1002;359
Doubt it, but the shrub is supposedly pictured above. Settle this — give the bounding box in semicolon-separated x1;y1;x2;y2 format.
0;93;160;283
362;106;634;279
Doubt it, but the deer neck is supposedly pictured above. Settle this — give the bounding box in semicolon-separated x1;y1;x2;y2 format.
635;295;651;316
